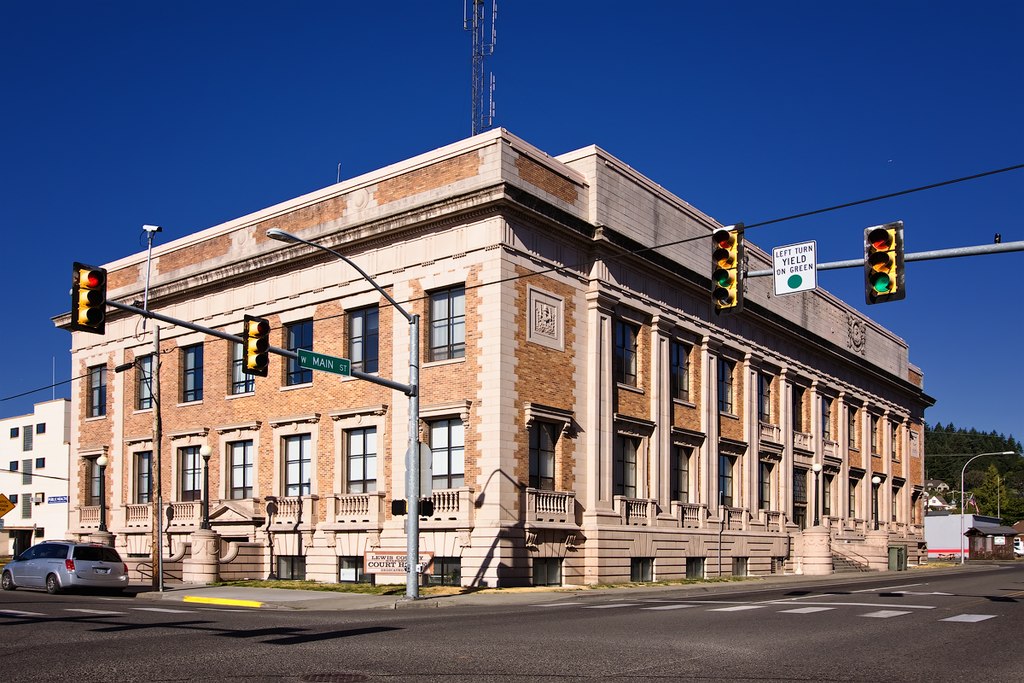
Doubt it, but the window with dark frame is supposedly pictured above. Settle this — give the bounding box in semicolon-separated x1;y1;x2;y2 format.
284;434;312;496
430;419;465;489
849;477;859;517
88;365;106;417
758;373;772;423
532;557;562;587
891;422;899;459
848;407;858;449
285;320;314;385
529;422;557;491
428;286;466;362
9;427;17;438
137;354;154;409
230;440;254;499
612;320;639;387
792;386;805;432
22;425;33;451
759;461;773;511
180;344;204;403
793;467;808;529
671;445;690;502
230;342;255;395
349;306;379;373
821;397;832;441
718;454;735;507
870;415;879;453
346;427;377;493
135;451;152;504
179;446;202;501
892;484;900;522
717;359;735;414
35;423;45;434
22;459;32;485
34;457;45;469
669;341;690;401
613;435;639;498
87;458;102;506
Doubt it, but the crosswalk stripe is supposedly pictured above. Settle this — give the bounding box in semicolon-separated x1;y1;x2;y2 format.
582;603;643;609
132;607;194;614
861;610;912;618
641;604;698;611
709;605;764;612
0;609;46;617
780;607;835;614
940;614;997;623
64;609;125;615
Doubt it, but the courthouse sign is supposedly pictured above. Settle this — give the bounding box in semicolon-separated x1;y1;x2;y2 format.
364;550;434;575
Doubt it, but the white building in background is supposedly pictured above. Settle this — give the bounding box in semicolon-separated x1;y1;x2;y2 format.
0;399;71;555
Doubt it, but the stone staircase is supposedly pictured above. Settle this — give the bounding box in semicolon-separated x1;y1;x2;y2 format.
832;553;872;573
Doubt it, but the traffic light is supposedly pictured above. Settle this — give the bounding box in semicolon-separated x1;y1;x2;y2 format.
711;224;744;313
419;498;435;517
863;221;905;304
242;314;271;377
70;262;107;334
391;499;407;516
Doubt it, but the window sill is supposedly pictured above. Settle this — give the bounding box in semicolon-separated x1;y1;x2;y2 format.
84;415;107;422
672;398;696;409
176;400;204;408
424;357;465;369
133;408;154;415
280;382;313;392
616;382;644;395
227;391;256;400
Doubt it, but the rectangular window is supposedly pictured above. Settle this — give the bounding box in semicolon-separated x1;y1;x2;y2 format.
792;386;805;432
717;359;735;414
671;445;690;502
277;555;306;581
22;425;33;451
759;461;773;511
181;344;204;403
428;286;466;362
848;408;858;449
21;496;31;519
430;419;465;489
8;461;17;471
613;435;639;498
349;306;379;373
427;557;461;586
758;373;772;423
891;423;899;459
230;440;254;499
22;459;32;485
821;398;832;441
718;455;734;507
135;451;152;504
179;446;202;502
630;557;654;582
793;467;808;504
8;427;17;438
669;341;690;401
88;364;106;417
87;458;102;506
230;342;255;395
284;434;312;496
686;557;705;579
613;320;639;386
532;557;562;587
870;416;879;454
849;477;859;517
36;423;46;434
339;556;372;584
285;320;314;385
34;457;45;469
892;485;900;522
137;354;154;409
529;422;557;491
346;428;377;493
823;474;834;517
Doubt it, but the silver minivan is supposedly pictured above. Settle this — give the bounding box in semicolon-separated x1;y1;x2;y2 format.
1;540;129;594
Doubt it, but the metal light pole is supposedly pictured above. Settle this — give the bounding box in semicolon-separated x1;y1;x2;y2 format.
266;497;278;580
871;475;881;531
96;454;109;533
266;228;422;599
812;463;822;527
200;445;213;530
960;451;1015;565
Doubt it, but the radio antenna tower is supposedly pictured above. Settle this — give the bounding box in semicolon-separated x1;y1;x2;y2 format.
464;0;497;135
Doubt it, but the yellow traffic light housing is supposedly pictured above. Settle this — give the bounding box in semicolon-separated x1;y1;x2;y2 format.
70;262;107;334
242;314;271;377
864;221;905;304
711;225;744;313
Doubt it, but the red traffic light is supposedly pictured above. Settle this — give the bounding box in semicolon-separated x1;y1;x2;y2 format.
711;225;744;313
863;222;905;304
70;262;107;334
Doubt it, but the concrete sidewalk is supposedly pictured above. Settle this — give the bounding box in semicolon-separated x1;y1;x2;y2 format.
126;563;978;612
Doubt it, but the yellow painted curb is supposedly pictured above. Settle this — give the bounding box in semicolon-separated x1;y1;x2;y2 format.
182;595;264;608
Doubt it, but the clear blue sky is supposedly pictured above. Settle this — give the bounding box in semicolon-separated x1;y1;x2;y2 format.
2;1;1021;442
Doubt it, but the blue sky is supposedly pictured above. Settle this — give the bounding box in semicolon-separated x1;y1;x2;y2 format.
2;1;1021;441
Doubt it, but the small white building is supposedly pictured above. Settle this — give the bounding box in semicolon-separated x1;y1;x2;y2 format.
0;399;71;555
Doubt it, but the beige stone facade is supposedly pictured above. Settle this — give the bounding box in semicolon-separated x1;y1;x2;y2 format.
56;129;932;586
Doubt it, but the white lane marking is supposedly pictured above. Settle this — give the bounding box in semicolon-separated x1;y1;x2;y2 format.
853;583;923;593
769;600;935;610
641;604;698;611
0;609;46;617
582;603;643;609
709;605;765;612
889;591;955;597
64;609;125;615
531;602;582;608
941;614;997;623
861;610;912;618
780;607;836;614
132;607;195;614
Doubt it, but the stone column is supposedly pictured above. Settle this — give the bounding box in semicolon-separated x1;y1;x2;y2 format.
182;528;220;584
87;530;115;547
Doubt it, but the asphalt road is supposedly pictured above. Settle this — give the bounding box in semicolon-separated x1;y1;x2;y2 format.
3;566;1024;682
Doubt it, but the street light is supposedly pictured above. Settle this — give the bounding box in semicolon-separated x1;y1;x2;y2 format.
960;451;1015;565
95;454;109;533
200;445;213;530
812;463;822;526
266;228;423;599
871;475;881;531
266;497;278;580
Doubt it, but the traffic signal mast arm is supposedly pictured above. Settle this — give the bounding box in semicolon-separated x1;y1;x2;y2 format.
745;239;1024;277
105;299;415;396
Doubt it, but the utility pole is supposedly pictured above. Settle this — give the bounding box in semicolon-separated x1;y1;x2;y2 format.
152;325;164;591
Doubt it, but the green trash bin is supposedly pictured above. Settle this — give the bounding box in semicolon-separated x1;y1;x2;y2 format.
888;546;899;570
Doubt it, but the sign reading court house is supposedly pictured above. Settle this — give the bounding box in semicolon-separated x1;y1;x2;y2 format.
364;550;434;575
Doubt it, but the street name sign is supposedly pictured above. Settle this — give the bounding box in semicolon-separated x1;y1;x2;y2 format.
0;494;14;518
772;240;817;296
297;349;351;376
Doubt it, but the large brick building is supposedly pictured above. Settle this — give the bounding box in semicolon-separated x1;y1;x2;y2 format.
57;130;932;586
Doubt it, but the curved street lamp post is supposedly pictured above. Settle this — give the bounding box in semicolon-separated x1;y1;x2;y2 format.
960;451;1015;565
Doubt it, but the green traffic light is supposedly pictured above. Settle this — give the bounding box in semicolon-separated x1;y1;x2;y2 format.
871;273;891;293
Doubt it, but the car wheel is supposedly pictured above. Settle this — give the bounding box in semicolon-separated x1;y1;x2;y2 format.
1;571;15;591
45;574;62;595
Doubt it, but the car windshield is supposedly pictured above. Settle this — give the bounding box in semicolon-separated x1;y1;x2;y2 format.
72;547;121;563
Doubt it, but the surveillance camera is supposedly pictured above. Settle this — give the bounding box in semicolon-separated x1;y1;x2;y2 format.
142;224;163;233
